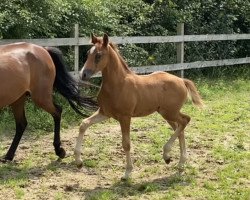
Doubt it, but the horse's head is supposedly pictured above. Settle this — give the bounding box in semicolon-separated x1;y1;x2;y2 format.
80;33;110;81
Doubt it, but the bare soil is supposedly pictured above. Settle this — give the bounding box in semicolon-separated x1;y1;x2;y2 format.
0;118;248;200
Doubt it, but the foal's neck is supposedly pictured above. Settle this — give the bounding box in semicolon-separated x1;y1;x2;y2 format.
102;48;133;86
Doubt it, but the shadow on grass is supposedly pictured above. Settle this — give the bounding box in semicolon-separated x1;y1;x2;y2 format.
0;158;79;186
84;171;190;200
0;161;44;185
0;155;195;200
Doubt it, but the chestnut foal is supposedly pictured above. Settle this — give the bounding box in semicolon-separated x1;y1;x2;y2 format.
74;34;203;180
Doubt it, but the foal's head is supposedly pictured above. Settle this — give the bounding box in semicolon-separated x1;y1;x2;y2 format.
80;33;111;81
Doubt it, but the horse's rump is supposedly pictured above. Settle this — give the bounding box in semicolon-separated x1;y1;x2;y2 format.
0;43;55;108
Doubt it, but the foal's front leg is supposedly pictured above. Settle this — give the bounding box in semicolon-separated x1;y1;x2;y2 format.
74;109;108;167
119;117;133;180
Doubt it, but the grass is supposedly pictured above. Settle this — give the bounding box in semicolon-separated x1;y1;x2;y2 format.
0;73;249;199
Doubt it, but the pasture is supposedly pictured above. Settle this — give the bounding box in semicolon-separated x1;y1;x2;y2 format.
0;75;249;200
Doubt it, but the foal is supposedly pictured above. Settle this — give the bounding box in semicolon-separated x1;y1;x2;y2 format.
74;34;203;180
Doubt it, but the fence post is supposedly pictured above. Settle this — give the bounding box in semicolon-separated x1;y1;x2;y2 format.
176;23;184;78
74;24;79;75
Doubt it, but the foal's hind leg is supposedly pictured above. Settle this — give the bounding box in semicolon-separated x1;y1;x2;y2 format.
4;95;27;161
32;94;65;159
74;109;109;167
160;112;190;166
167;121;187;168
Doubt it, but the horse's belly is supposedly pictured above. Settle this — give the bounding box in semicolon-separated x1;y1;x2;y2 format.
132;104;157;117
0;76;29;108
0;88;28;108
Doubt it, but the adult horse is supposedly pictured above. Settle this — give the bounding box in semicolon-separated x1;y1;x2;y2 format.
74;34;203;180
0;42;96;161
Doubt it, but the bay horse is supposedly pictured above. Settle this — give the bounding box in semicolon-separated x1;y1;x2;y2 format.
74;34;203;180
0;42;96;161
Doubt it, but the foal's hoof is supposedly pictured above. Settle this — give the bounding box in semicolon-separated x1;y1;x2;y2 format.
121;176;129;182
76;161;84;169
177;165;185;173
164;157;173;164
57;148;66;159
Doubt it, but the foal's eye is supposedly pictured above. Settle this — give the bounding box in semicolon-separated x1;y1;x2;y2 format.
95;52;102;63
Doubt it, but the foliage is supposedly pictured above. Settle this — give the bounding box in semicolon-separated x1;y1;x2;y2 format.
139;0;250;64
180;0;250;62
104;0;152;36
0;0;249;67
0;0;61;38
119;44;149;67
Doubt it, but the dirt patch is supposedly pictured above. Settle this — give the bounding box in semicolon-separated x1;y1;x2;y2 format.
0;116;248;200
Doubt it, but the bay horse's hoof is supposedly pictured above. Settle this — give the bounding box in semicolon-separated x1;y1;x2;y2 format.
0;156;13;163
164;157;173;164
57;148;66;159
0;158;8;163
2;155;14;162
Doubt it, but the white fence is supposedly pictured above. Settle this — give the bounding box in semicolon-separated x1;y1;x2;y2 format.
1;24;249;77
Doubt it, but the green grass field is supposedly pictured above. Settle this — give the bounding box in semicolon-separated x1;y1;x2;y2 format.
0;74;249;200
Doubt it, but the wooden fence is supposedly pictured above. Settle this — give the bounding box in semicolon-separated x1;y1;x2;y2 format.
1;23;249;77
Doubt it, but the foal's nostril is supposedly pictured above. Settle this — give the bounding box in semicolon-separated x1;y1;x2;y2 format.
82;71;89;80
81;69;93;80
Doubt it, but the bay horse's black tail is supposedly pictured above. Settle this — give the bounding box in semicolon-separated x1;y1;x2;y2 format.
45;47;97;116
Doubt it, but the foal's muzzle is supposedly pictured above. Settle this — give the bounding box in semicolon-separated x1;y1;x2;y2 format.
80;69;94;81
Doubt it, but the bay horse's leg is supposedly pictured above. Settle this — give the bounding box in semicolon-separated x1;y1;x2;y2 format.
32;95;65;159
119;117;133;180
4;95;27;161
160;112;190;166
167;121;187;169
74;109;109;167
52;104;65;159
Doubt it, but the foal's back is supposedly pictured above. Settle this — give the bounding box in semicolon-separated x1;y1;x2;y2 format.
113;71;188;117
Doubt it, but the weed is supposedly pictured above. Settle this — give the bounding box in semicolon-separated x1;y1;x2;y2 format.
87;190;117;200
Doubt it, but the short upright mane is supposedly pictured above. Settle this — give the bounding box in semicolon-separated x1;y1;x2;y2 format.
109;42;133;73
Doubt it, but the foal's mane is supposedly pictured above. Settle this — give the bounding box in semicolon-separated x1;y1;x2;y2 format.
109;42;132;73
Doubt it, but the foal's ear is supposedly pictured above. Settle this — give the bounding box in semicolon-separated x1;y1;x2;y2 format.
103;33;109;47
91;33;98;44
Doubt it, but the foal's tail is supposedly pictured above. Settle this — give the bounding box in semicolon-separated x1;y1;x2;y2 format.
183;79;204;108
45;47;97;115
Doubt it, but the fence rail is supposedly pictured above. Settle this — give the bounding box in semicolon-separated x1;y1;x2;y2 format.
1;23;249;77
1;34;249;46
133;57;250;73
